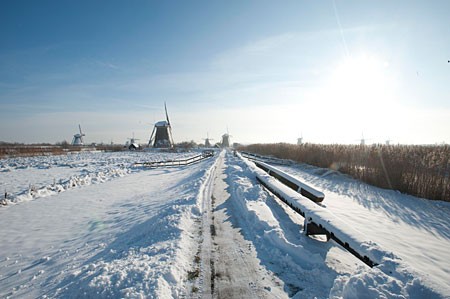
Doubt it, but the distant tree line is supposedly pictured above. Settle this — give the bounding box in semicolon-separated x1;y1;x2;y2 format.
175;140;198;150
238;143;450;202
0;142;124;158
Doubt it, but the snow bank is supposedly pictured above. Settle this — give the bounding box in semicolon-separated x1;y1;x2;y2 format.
50;160;218;298
330;265;444;299
1;151;200;205
240;155;447;298
225;152;337;298
55;203;199;298
0;152;219;298
276;163;450;298
13;167;131;204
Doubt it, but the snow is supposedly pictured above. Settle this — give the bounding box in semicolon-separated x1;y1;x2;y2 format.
248;160;386;266
0;151;215;298
154;121;168;127
254;160;325;201
274;162;450;298
0;151;198;204
0;150;449;298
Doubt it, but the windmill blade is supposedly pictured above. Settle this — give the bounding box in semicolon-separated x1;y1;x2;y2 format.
78;124;85;144
165;102;170;126
148;127;156;146
169;126;174;146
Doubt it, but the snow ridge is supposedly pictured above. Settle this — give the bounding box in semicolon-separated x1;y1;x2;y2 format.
12;167;131;204
1;151;201;206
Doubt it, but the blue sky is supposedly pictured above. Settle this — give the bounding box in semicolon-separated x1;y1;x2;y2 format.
1;0;449;145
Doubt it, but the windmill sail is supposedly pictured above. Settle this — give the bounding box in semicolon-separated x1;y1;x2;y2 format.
79;125;84;144
165;102;170;126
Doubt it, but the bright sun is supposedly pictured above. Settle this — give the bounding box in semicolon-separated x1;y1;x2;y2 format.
304;53;398;142
331;54;390;102
323;54;396;118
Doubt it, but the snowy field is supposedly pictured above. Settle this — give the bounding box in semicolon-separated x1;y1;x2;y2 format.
0;151;198;204
0;150;449;298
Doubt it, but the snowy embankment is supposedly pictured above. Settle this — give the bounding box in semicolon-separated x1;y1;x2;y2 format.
0;151;218;298
221;152;340;298
268;160;450;298
0;151;198;205
240;156;446;298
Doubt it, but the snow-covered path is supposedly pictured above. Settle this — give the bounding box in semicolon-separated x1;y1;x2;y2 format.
193;151;358;298
207;151;286;298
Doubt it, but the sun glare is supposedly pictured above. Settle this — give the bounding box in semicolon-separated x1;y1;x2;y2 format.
331;54;390;104
330;54;395;116
302;53;400;143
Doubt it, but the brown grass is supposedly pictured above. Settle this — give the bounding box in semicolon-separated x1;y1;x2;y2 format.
238;143;450;202
0;144;124;158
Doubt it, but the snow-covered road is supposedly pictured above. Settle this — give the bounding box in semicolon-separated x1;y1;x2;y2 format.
205;151;286;298
194;151;363;299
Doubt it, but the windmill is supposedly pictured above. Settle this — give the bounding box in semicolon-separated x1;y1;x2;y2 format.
357;132;371;146
297;133;303;145
148;103;174;148
221;133;230;147
221;128;232;148
72;124;85;146
203;133;214;148
127;132;140;150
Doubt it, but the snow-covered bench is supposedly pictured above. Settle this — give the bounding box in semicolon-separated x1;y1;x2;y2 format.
253;161;325;203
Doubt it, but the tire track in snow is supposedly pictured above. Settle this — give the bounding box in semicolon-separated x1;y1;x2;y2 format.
195;150;219;299
205;150;284;299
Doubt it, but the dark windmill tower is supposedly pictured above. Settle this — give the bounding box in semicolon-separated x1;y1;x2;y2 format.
221;127;232;148
221;133;230;147
148;103;174;148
